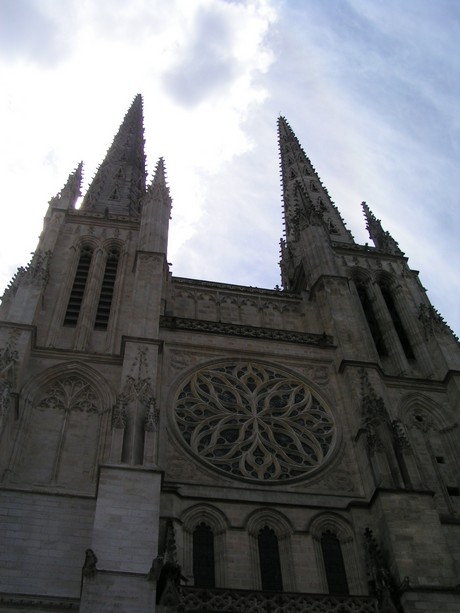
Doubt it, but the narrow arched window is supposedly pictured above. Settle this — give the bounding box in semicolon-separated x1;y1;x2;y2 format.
321;531;349;595
63;245;93;327
258;526;283;592
379;285;414;360
94;248;120;330
193;523;215;588
356;283;387;357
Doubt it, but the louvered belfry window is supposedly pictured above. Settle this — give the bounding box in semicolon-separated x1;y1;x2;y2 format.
380;285;415;360
258;526;283;592
94;248;120;330
357;284;388;357
193;523;215;588
321;530;349;595
63;245;93;327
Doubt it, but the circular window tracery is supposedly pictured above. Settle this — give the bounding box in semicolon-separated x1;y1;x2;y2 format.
174;362;337;483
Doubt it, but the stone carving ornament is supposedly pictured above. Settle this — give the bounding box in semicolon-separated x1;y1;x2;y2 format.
174;362;337;483
0;335;18;418
114;347;158;431
36;376;100;414
180;586;377;612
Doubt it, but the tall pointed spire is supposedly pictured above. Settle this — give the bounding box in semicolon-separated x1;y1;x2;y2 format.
362;201;402;255
278;116;354;290
138;158;172;253
278;116;353;245
81;94;146;216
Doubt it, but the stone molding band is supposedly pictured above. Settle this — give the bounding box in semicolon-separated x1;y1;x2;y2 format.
160;316;334;347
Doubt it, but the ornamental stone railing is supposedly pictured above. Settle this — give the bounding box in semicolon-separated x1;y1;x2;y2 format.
179;586;378;612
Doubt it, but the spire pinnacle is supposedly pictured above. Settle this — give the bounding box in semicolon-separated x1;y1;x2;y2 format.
138;157;172;253
149;157;169;196
81;94;146;216
362;201;402;255
49;162;83;210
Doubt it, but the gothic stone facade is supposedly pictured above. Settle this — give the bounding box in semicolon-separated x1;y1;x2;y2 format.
0;97;459;612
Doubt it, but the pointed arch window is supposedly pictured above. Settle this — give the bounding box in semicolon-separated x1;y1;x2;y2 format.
406;403;460;515
379;285;414;360
94;248;120;330
258;526;283;592
193;523;215;588
321;530;349;595
356;282;387;357
63;245;93;327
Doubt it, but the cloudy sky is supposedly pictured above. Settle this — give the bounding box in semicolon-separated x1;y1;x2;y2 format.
1;0;459;335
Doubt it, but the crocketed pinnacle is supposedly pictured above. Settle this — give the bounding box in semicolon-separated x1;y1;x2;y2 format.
149;157;170;199
49;162;83;209
277;117;353;246
138;157;172;253
81;94;146;216
362;201;402;255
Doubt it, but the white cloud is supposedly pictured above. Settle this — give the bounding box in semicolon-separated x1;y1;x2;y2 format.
0;0;75;64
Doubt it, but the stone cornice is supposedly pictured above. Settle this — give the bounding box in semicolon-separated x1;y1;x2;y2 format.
0;592;79;610
31;346;124;365
339;359;455;391
160;316;334;347
66;208;139;228
331;240;409;262
171;276;301;299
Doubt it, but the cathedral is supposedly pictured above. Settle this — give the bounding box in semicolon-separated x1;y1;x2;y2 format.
0;95;459;613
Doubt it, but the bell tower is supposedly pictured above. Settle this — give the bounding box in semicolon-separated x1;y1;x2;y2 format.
0;96;171;610
278;116;459;380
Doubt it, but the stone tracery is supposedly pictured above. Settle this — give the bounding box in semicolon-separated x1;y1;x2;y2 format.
174;362;336;483
37;376;99;414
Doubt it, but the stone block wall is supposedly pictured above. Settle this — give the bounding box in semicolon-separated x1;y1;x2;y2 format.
0;490;95;598
80;572;155;613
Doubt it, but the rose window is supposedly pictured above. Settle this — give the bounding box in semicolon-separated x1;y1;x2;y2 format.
174;362;336;482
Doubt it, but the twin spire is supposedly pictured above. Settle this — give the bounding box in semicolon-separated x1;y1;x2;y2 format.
51;99;400;261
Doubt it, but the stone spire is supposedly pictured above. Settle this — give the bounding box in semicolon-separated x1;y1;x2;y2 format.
277;116;354;246
362;201;402;255
138;158;172;253
278;116;354;290
81;94;146;216
49;162;83;210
